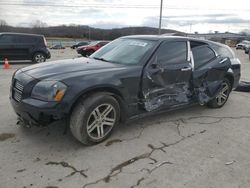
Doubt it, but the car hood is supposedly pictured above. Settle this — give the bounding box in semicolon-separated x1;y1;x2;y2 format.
20;57;126;80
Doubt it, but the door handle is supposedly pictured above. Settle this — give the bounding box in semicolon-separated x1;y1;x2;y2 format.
181;67;192;71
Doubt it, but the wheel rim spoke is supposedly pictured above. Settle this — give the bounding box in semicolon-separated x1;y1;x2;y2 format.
217;97;222;105
87;120;98;133
101;105;113;117
92;108;101;119
103;117;115;126
222;85;228;93
97;126;101;137
221;93;227;100
100;124;104;137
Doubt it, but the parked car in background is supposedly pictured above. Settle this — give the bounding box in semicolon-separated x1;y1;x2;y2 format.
50;44;65;50
76;41;109;57
244;44;250;54
236;40;250;50
0;32;51;63
71;41;90;49
10;35;241;145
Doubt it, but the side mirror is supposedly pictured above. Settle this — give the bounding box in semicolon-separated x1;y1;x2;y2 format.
150;56;164;73
151;62;158;69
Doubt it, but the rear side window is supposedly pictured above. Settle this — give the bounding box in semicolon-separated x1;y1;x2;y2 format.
156;41;187;65
0;35;15;43
0;35;39;44
99;42;108;46
192;45;216;69
14;36;38;44
211;44;234;58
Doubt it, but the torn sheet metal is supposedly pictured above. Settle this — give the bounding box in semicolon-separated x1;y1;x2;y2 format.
141;55;231;111
192;57;231;105
143;82;192;112
195;80;223;105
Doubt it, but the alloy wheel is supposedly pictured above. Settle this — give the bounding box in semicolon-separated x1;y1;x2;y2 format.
86;104;116;140
35;54;45;63
216;82;229;106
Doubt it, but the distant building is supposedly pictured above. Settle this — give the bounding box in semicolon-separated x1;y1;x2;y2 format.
161;32;250;46
187;32;250;46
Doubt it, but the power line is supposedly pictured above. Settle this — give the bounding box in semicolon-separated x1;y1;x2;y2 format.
0;2;250;11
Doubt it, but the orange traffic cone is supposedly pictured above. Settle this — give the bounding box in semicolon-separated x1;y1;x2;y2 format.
3;58;11;69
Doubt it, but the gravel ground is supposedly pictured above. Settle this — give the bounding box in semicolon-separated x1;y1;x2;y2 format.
0;48;250;188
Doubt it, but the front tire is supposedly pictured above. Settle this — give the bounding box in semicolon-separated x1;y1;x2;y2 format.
207;78;232;108
33;52;46;63
70;93;120;145
85;50;95;57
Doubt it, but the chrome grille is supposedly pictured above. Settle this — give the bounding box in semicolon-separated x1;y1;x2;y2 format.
13;90;22;102
15;81;24;91
13;80;24;102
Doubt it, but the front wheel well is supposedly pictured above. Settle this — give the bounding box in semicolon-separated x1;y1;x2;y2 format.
69;87;127;122
32;51;46;57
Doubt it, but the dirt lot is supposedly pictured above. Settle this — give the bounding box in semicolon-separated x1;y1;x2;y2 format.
0;48;250;188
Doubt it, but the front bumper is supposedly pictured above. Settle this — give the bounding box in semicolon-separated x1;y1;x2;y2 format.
46;49;51;59
10;70;69;126
10;96;66;126
76;48;83;54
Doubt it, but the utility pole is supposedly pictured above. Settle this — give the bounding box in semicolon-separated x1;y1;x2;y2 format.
88;26;91;41
189;23;192;33
158;0;163;35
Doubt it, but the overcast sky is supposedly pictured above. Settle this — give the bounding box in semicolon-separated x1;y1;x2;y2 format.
0;0;250;33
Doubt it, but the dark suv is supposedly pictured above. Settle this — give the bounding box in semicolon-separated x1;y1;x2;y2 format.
0;32;51;63
10;35;241;145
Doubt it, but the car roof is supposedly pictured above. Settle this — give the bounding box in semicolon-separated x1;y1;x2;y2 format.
121;35;214;44
0;32;44;37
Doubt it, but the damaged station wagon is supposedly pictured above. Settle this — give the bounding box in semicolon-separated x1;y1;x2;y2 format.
10;35;241;145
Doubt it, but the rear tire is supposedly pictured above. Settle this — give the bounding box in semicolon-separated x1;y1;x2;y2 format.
207;78;232;108
33;52;46;63
70;93;120;145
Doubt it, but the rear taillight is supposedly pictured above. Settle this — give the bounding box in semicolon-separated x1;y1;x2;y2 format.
43;37;48;47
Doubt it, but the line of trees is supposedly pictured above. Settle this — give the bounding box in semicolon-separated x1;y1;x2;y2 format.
0;19;183;40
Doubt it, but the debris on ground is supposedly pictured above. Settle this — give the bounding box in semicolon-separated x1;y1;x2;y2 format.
0;133;15;141
225;160;236;165
105;139;123;146
16;169;26;173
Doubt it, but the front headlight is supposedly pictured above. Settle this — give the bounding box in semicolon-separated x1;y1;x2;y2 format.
31;81;67;102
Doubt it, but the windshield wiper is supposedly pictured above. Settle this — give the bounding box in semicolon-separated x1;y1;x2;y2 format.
92;57;109;62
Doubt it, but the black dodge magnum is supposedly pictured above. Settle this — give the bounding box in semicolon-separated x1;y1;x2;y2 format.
10;35;241;145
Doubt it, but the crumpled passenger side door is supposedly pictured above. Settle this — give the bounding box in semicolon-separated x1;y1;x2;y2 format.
141;40;193;111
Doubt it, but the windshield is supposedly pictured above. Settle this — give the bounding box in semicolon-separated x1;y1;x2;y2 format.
90;38;156;65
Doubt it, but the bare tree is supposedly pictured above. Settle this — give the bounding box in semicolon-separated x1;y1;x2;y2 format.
31;20;47;28
0;19;8;26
